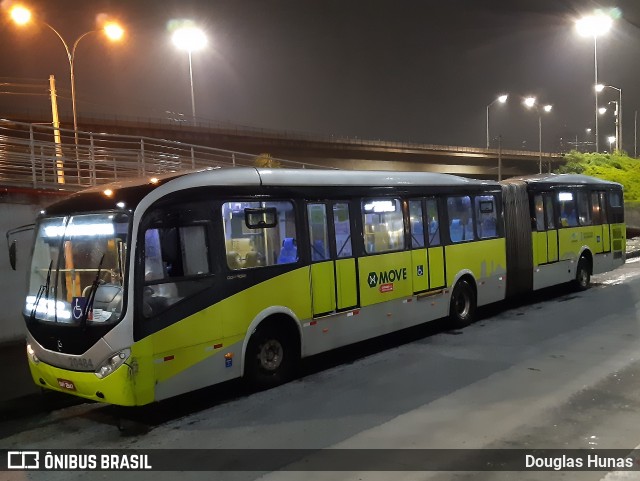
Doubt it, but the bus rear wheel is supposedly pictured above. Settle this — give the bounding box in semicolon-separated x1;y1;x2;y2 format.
244;324;296;390
574;257;591;291
449;279;476;329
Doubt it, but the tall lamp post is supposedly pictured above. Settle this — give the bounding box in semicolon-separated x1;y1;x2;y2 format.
576;11;613;152
596;83;622;152
172;24;207;125
9;5;124;147
486;94;508;148
523;96;553;174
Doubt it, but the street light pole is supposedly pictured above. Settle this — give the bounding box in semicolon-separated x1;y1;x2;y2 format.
486;94;508;148
597;84;622;152
172;23;207;126
523;97;552;174
576;12;613;153
538;114;543;173
593;36;599;152
187;51;196;121
8;7;124;147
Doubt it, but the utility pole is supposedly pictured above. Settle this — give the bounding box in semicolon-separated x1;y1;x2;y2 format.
49;75;64;184
498;135;503;181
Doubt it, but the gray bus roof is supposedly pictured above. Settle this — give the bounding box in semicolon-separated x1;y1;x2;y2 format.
157;167;500;190
509;173;622;187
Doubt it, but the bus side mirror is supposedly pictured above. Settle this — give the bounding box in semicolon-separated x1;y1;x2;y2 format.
6;223;35;271
8;241;16;271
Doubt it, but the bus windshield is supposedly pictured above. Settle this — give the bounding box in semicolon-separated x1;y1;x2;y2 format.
25;212;130;326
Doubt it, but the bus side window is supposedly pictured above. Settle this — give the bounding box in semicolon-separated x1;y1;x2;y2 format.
598;192;609;224
222;201;298;269
476;195;497;238
408;200;425;248
426;198;440;246
447;196;474;242
591;192;602;225
577;191;592;226
334;203;352;258
558;191;578;227
307;203;330;261
533;195;545;231
143;220;211;318
608;190;624;224
362;198;404;254
544;195;555;230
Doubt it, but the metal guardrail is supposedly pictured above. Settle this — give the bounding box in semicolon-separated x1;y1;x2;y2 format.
6;109;560;160
0;119;332;191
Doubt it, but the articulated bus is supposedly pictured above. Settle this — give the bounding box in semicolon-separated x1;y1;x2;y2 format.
14;168;625;406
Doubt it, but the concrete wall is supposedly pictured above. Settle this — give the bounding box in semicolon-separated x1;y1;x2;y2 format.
625;203;640;234
0;189;65;344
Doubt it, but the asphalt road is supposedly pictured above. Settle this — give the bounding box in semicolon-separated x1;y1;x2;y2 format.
3;259;640;481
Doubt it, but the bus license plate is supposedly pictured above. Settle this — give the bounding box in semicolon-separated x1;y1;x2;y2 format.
57;378;76;391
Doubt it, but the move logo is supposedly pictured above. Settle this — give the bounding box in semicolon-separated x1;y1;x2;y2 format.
367;268;407;291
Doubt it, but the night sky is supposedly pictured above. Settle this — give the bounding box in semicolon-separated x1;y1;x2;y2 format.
1;0;639;152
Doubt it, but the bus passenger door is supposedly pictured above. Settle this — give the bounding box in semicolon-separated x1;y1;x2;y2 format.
307;202;357;317
332;202;358;310
598;192;611;252
307;203;335;316
425;198;445;288
544;193;558;262
533;194;548;265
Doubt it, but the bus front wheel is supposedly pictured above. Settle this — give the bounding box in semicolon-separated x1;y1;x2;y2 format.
244;324;295;390
574;257;591;291
449;279;476;329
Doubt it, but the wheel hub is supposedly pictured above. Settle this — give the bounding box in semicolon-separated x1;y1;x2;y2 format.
455;292;470;317
259;340;283;371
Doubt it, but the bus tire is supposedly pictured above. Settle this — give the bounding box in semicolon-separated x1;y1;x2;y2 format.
574;257;591;291
244;324;296;390
449;279;476;328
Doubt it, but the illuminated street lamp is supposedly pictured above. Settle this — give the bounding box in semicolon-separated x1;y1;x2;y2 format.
486;94;508;148
576;11;614;152
607;135;616;151
599;107;608;115
172;23;207;125
9;5;124;147
523;97;553;173
596;83;622;151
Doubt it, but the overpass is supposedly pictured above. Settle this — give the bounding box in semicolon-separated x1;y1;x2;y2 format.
7;113;564;180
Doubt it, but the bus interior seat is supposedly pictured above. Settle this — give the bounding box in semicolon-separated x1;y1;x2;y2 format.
227;251;242;269
278;238;298;264
244;250;262;268
450;218;463;242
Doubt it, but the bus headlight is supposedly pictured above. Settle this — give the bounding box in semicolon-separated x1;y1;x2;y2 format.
94;349;130;379
26;344;39;364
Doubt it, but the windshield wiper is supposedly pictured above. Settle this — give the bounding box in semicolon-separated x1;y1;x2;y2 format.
30;260;53;322
81;253;105;330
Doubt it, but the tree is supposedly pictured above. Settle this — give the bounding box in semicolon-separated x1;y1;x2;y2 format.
254;153;281;168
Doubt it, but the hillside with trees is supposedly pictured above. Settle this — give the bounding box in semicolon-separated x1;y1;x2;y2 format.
555;151;640;202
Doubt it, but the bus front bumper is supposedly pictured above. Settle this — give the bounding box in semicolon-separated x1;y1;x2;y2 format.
28;356;141;406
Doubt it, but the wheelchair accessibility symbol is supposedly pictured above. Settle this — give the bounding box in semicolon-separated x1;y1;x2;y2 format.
71;297;87;321
417;265;424;277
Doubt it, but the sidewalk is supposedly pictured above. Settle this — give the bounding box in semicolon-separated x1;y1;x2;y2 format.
1;238;639;413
